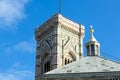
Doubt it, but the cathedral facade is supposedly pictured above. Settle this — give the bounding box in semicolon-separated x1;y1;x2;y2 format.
35;14;120;80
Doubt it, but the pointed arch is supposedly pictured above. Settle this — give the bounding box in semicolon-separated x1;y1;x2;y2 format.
41;52;51;73
68;51;77;61
64;51;76;65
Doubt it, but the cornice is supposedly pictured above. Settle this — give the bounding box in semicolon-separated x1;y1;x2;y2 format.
35;14;85;40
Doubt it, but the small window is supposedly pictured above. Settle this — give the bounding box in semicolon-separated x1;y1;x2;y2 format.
64;58;73;65
91;44;95;55
91;44;95;51
44;60;50;73
65;58;67;65
87;45;89;54
68;59;70;63
87;45;89;51
44;62;47;72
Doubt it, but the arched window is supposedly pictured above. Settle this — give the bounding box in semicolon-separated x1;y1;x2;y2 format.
44;59;50;73
42;53;51;73
64;52;76;65
91;44;95;56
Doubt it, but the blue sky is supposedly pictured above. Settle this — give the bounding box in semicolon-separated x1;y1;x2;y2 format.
0;0;120;80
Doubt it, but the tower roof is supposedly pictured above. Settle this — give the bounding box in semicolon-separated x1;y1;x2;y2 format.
88;25;98;43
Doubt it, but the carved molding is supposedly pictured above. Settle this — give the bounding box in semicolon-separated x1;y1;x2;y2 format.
35;14;85;40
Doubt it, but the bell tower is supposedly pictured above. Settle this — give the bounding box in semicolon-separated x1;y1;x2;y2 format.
85;25;100;56
35;14;85;80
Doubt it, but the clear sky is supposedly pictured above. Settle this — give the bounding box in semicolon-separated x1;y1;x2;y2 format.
0;0;120;80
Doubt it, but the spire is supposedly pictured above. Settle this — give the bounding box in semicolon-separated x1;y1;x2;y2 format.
85;25;100;56
59;0;62;14
88;25;97;42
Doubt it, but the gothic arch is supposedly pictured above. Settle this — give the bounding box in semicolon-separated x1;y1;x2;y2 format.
64;51;76;65
41;52;51;73
42;40;52;56
68;51;77;61
42;53;50;60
